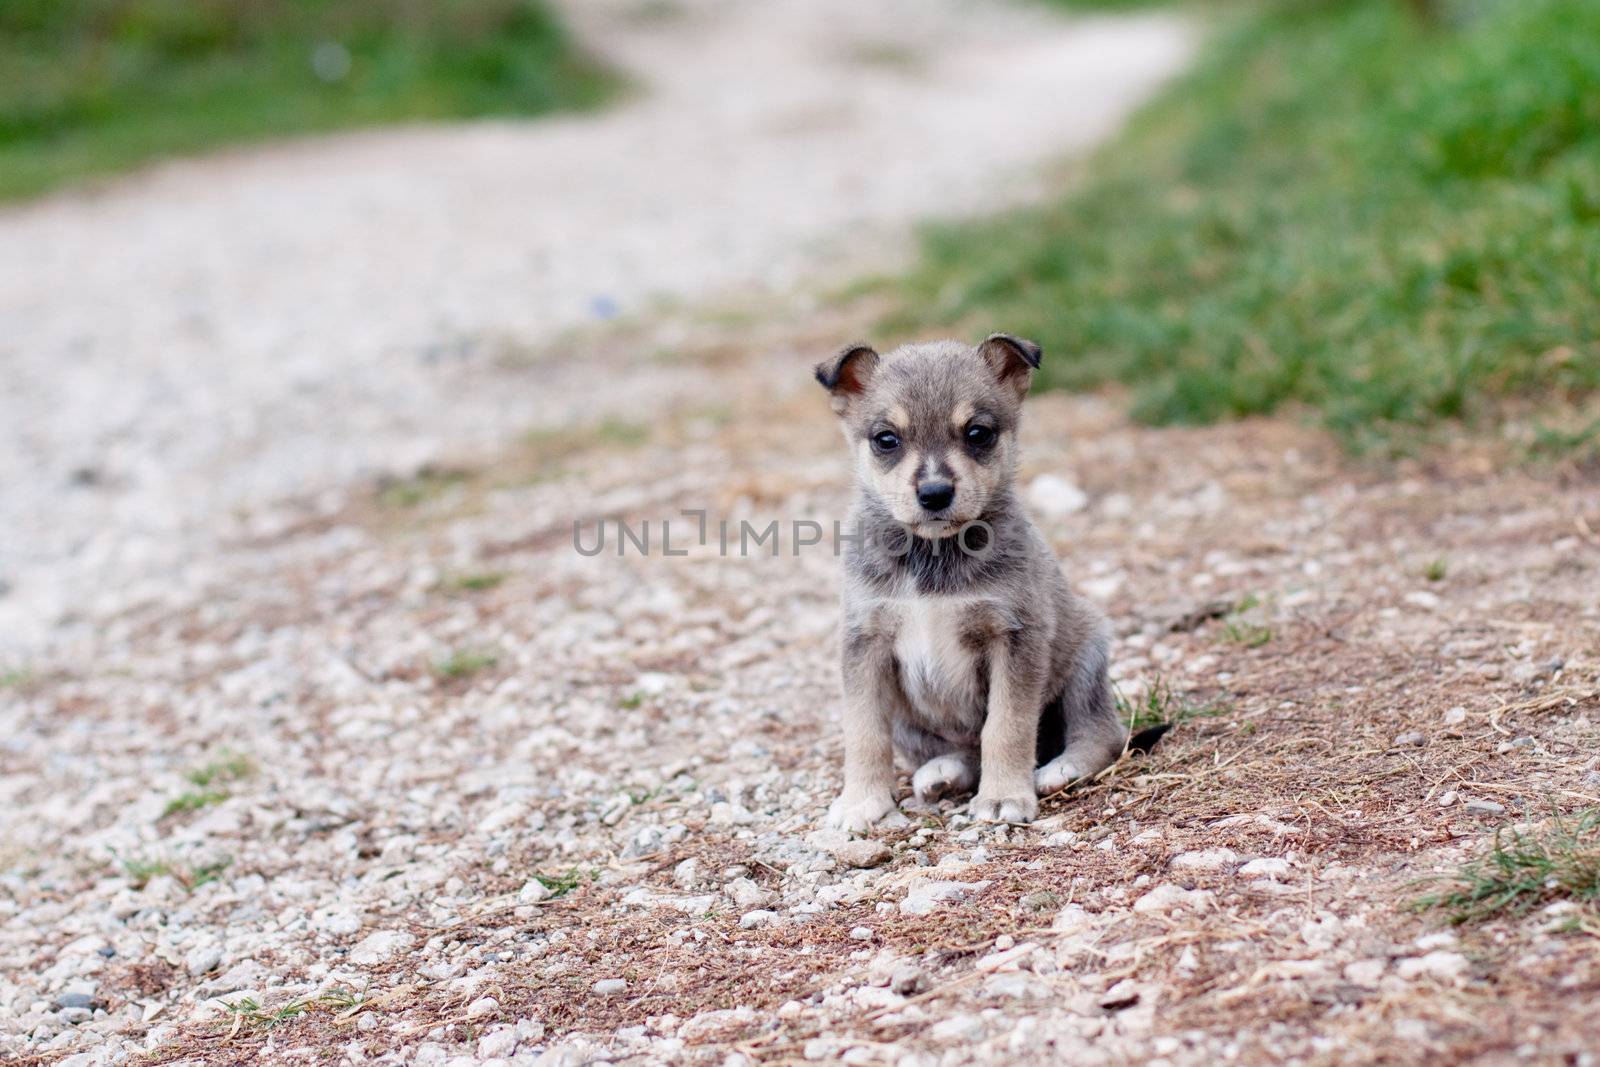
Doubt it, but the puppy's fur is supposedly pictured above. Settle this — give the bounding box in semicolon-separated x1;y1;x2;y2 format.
816;335;1134;830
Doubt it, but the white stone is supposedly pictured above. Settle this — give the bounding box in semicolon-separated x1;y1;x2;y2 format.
1396;951;1469;982
517;879;552;904
899;880;990;916
1343;959;1386;985
1169;848;1240;872
592;978;628;995
1133;884;1214;915
478;1027;518;1059
1028;474;1089;517
725;877;774;910
930;1014;985;1041
1238;857;1291;880
349;930;414;966
975;942;1037;972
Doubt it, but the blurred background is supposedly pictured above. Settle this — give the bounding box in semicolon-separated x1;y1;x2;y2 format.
1;0;1596;643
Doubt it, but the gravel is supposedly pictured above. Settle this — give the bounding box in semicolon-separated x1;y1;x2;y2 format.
1;6;1593;1064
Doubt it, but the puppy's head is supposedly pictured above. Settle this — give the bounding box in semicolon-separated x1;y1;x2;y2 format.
815;334;1041;538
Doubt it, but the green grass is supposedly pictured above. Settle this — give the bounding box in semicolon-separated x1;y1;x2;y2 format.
1423;556;1449;582
434;647;499;679
1116;675;1228;731
1415;808;1600;927
534;866;596;897
0;0;615;202
161;751;255;817
115;852;232;890
378;466;471;509
0;668;34;689
892;0;1600;448
448;571;508;592
219;989;363;1032
186;751;255;787
162;788;231;817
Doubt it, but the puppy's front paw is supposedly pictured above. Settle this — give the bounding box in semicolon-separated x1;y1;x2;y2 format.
969;791;1038;824
825;791;897;833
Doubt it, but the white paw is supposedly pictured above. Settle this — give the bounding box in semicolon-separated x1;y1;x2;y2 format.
1034;756;1087;796
969;791;1038;824
825;791;897;833
912;755;975;803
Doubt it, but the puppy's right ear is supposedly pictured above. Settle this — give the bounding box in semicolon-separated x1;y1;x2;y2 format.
814;343;880;417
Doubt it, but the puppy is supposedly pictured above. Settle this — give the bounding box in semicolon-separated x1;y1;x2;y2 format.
815;335;1160;831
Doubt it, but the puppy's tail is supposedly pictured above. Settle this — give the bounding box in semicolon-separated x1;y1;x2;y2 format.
1128;723;1173;754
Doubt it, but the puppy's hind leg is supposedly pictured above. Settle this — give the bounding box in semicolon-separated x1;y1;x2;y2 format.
912;753;977;804
1034;637;1128;796
894;721;977;804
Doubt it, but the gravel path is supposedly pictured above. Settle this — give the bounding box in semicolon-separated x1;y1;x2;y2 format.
6;3;1599;1066
0;0;1191;656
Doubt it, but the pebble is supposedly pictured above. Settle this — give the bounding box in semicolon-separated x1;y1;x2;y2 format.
1098;979;1141;1010
1169;848;1240;872
725;877;775;911
477;1028;518;1059
1133;884;1214;914
466;996;499;1019
890;962;928;996
1396;952;1469;982
739;910;778;930
350;930;415;966
848;926;873;941
975;943;1036;973
1463;799;1506;816
184;946;222;976
52;993;98;1011
899;880;991;916
1343;959;1387;986
1027;474;1089;517
673;858;703;889
832;839;892;869
1393;731;1427;747
1238;857;1291;880
592;979;628;996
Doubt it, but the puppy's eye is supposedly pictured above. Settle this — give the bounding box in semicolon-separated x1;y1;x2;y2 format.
871;430;901;454
964;424;996;448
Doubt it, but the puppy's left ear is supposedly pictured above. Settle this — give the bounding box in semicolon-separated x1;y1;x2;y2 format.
815;342;880;417
977;333;1042;400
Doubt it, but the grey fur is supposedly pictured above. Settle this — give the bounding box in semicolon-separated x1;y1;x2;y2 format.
815;336;1128;829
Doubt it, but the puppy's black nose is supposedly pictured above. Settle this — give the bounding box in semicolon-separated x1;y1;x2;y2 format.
917;481;955;512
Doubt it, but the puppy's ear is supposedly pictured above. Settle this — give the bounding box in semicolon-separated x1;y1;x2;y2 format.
977;333;1042;399
814;343;880;416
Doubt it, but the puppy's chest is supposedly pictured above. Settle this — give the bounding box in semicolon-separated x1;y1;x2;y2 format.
888;597;997;728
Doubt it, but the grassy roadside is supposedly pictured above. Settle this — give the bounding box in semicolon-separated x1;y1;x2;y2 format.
891;0;1600;450
0;0;615;202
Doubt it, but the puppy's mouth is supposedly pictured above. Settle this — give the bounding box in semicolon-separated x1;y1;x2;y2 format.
907;516;973;540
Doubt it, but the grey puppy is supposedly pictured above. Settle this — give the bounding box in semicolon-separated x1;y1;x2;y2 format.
815;335;1164;830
